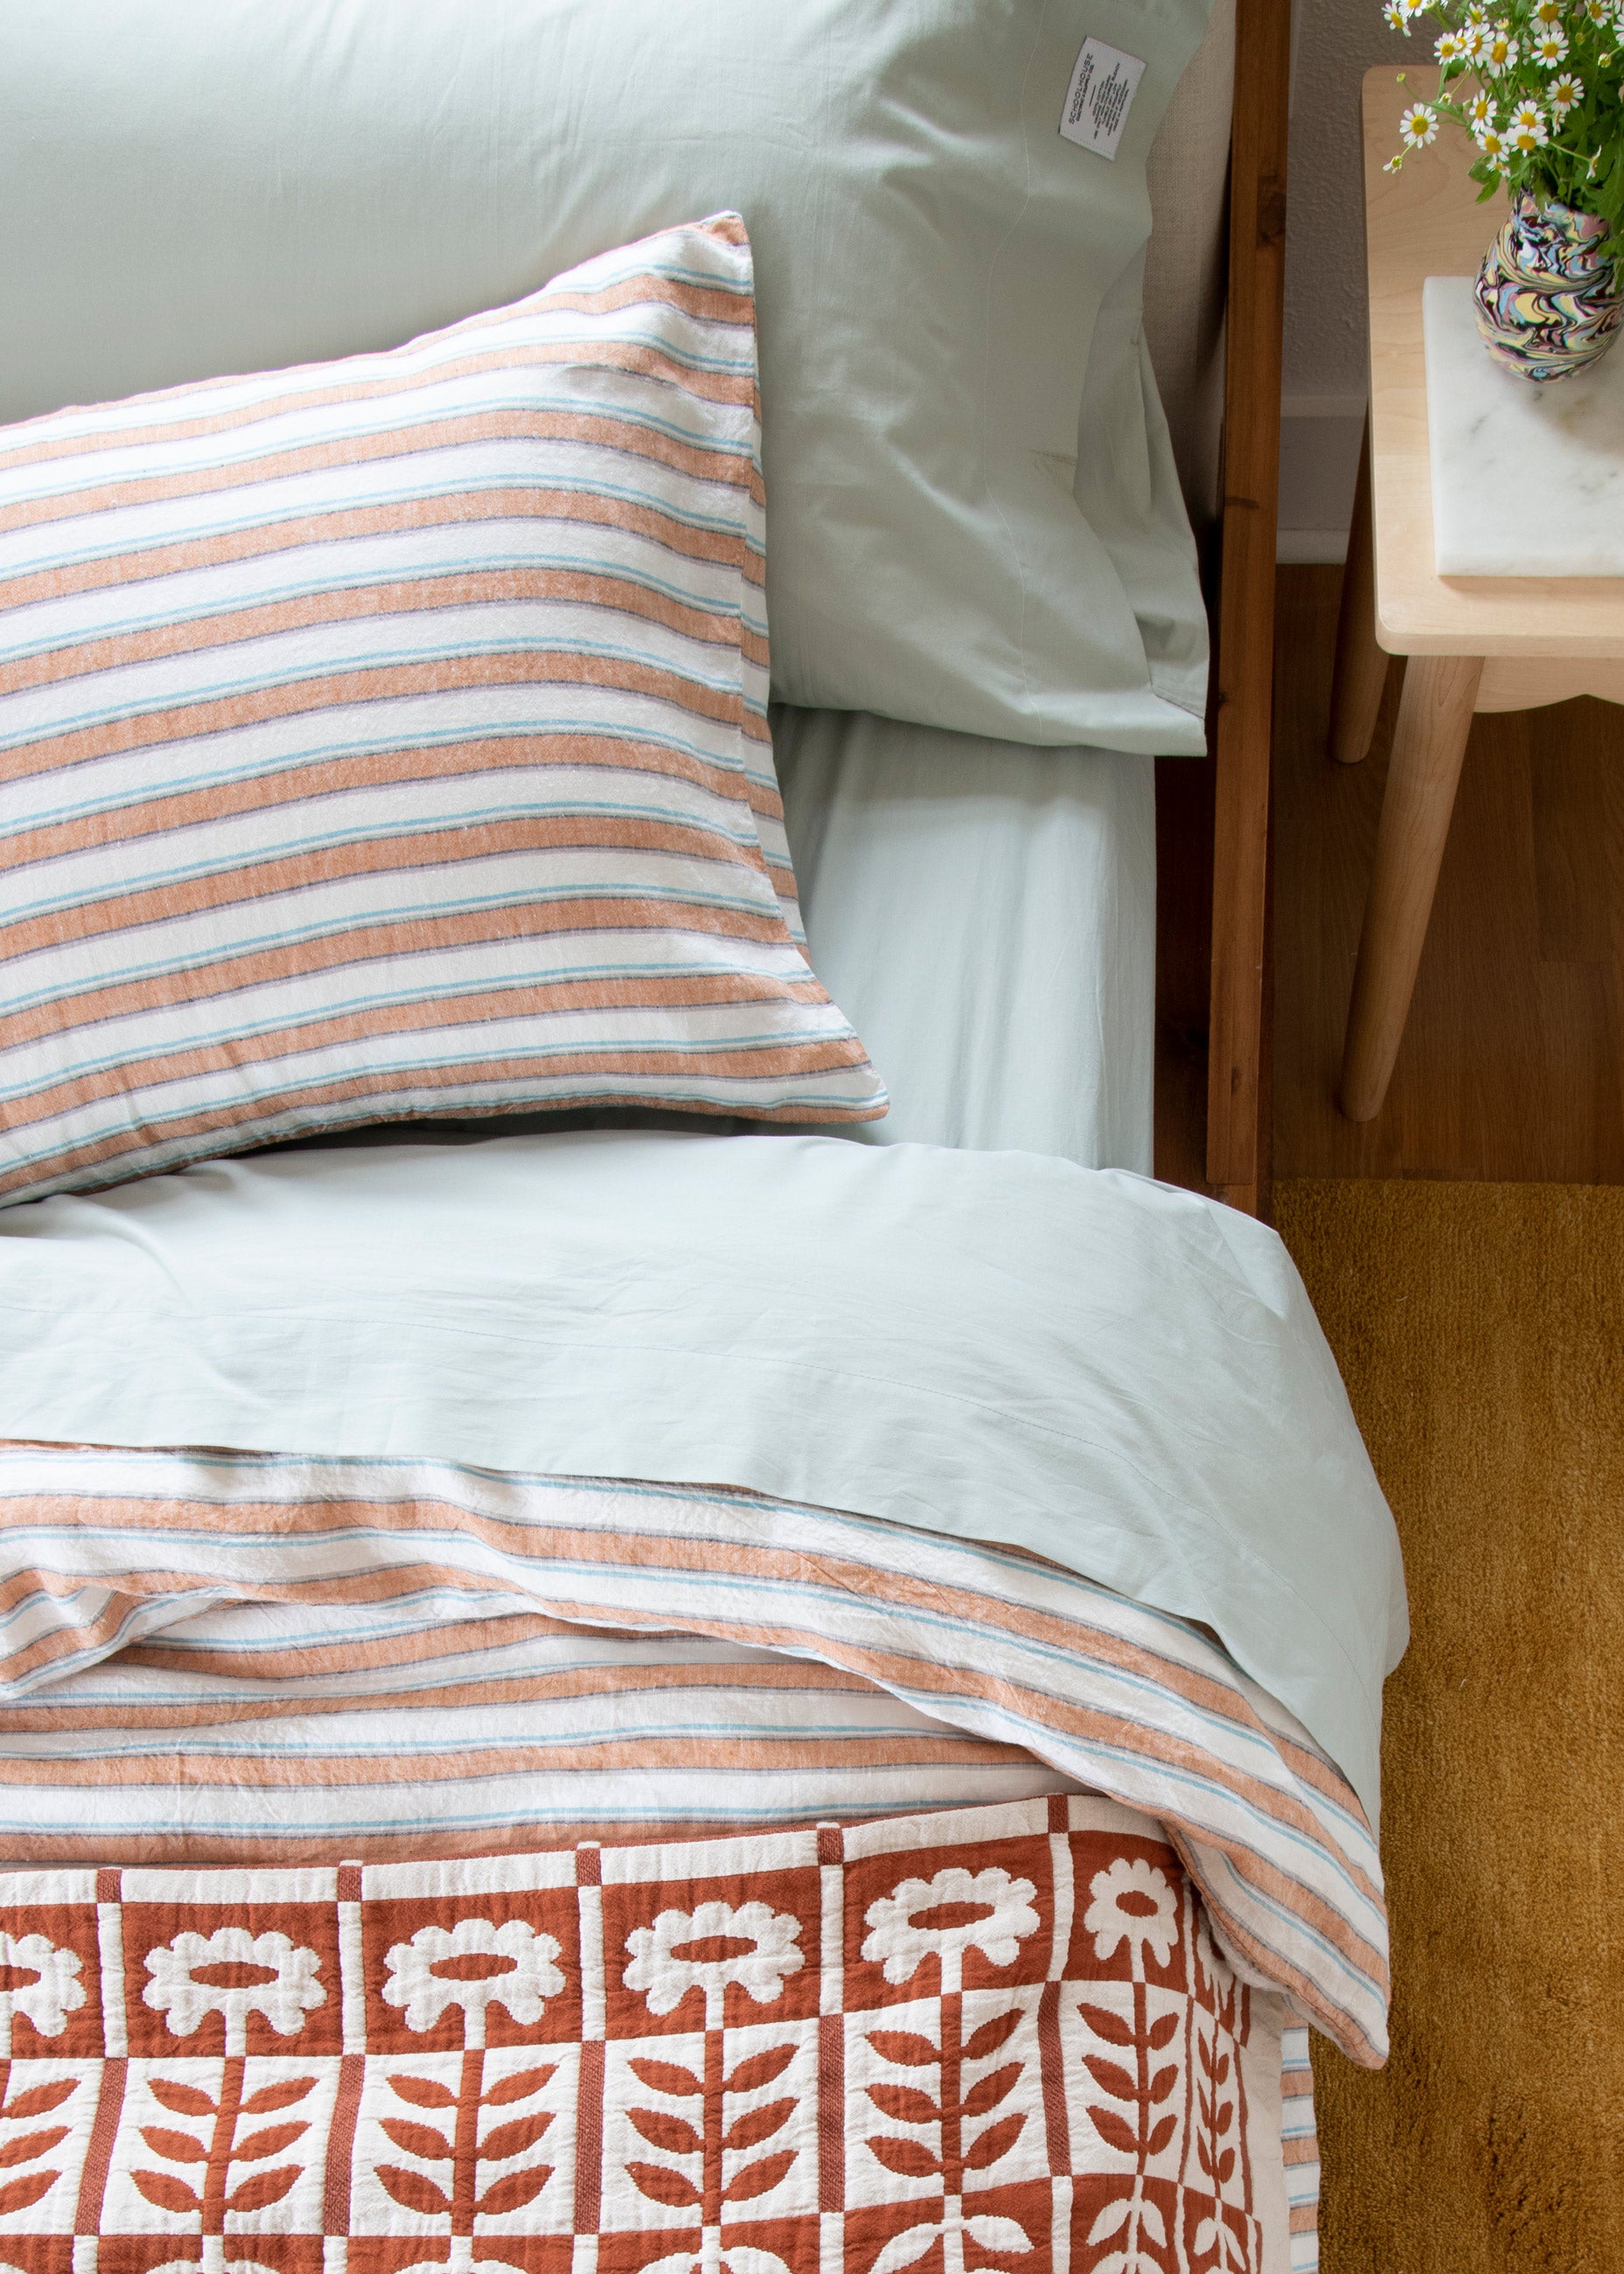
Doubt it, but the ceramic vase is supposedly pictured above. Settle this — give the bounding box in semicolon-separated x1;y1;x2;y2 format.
1473;191;1624;380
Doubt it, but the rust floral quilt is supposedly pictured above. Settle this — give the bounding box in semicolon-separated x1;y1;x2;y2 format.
0;1796;1295;2274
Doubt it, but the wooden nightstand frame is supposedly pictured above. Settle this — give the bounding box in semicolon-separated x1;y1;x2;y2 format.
1329;67;1624;1122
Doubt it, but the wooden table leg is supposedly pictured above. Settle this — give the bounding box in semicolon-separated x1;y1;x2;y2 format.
1328;417;1390;767
1339;651;1482;1121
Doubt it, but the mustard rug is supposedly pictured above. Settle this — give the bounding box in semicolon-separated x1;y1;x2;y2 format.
1275;1182;1624;2273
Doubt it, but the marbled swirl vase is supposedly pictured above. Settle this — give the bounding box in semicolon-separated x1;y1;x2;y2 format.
1474;191;1624;380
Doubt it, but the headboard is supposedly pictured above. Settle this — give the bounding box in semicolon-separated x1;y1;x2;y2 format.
1204;0;1290;1215
1145;0;1237;534
1142;0;1291;1215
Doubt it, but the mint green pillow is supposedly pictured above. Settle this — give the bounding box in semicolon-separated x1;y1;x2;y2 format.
0;0;1209;755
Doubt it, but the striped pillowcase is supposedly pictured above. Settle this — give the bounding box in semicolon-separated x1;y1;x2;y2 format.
0;213;886;1207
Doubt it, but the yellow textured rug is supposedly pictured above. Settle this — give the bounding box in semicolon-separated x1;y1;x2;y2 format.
1274;1182;1624;2274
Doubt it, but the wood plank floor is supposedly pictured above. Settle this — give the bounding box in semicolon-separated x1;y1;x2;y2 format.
1274;565;1624;1182
1154;564;1624;1193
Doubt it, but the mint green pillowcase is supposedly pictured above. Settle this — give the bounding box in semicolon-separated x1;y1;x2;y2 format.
0;0;1210;754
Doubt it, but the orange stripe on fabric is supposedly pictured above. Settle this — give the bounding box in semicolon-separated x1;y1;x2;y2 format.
0;1813;891;1871
3;730;759;875
7;566;746;695
0;269;757;478
0;813;777;962
3;973;852;1130
3;1653;890;1729
0;487;752;615
0;1729;1026;1789
4;646;742;785
0;1490;1381;1942
6;955;828;1057
0;1050;883;1198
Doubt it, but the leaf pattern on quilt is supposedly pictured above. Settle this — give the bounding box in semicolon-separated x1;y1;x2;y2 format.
0;1803;1285;2270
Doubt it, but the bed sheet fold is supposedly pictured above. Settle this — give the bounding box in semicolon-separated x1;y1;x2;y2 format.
0;1442;1388;2064
0;1131;1406;1835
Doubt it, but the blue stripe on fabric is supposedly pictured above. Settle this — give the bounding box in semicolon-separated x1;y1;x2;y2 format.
0;1447;1353;1781
3;991;837;1105
14;358;757;505
2;549;745;666
1;631;741;755
8;788;758;910
0;1719;1002;1762
8;848;768;943
2;468;749;582
0;1071;875;1199
0;1517;1377;1912
4;708;751;889
0;1797;938;1840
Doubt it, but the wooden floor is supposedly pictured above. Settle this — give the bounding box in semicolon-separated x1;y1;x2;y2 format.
1154;563;1624;1194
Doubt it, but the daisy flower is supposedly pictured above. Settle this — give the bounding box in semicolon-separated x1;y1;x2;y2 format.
1475;122;1510;168
1481;23;1520;71
1505;98;1550;149
1384;0;1414;31
1531;22;1569;62
1587;0;1612;21
1084;1859;1181;1975
1466;89;1498;128
1399;100;1439;145
1435;28;1468;61
1459;18;1488;55
1548;69;1584;115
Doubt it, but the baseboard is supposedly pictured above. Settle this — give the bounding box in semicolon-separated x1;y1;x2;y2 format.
1276;394;1364;565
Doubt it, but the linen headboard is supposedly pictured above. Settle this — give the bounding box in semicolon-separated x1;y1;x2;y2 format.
1145;0;1237;532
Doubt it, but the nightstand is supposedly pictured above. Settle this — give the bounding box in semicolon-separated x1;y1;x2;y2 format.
1329;66;1624;1121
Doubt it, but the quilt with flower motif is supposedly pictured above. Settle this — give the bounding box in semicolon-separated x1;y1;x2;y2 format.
0;1794;1298;2274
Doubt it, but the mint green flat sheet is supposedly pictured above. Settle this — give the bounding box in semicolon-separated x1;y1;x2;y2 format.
0;1131;1406;1823
775;711;1156;1170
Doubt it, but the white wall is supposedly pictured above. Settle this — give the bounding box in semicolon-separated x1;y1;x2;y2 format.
1279;0;1411;559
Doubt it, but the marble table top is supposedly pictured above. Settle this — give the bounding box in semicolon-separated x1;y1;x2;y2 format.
1424;274;1624;576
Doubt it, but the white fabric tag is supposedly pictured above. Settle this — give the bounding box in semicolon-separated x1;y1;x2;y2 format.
1058;37;1147;159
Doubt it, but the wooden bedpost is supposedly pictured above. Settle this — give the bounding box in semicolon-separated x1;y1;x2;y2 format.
1205;0;1291;1216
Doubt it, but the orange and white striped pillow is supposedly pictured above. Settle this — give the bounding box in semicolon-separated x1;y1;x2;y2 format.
0;213;886;1207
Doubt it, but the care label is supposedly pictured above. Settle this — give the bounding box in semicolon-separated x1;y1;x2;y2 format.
1058;37;1146;159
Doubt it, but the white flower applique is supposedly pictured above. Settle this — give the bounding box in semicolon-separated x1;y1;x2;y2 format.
382;1917;563;2047
624;1900;803;2031
143;1928;324;2056
1084;1856;1181;1980
0;1929;86;2054
861;1865;1041;1994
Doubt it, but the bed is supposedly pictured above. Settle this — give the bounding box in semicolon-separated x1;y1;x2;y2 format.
0;6;1389;2274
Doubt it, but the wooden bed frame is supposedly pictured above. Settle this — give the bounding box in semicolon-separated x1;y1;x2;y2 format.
1204;0;1291;1219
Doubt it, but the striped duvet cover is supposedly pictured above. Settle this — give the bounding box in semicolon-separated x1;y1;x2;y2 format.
0;1443;1387;2075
